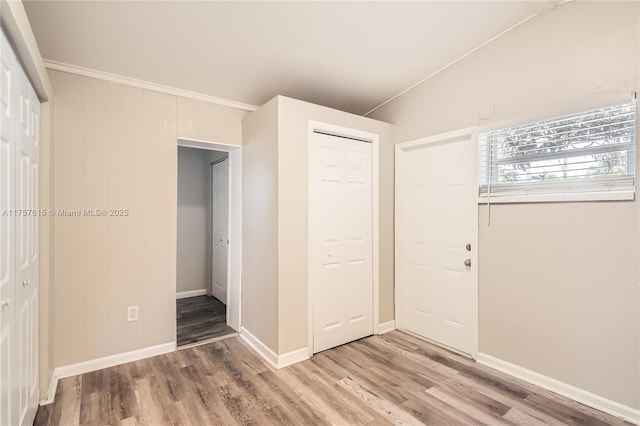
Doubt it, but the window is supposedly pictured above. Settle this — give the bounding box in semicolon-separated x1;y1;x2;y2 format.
479;99;636;202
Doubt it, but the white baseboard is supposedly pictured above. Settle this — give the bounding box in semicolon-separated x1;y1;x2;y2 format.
39;372;59;405
377;320;396;334
40;341;176;405
176;289;207;299
239;327;309;369
476;353;640;425
277;347;309;368
240;327;278;368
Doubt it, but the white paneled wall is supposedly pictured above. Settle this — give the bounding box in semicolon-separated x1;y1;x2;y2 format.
50;72;177;366
48;70;247;370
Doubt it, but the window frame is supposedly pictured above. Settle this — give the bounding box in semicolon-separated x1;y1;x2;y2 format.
477;97;637;204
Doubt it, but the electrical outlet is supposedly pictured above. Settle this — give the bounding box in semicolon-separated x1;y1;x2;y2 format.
127;305;139;322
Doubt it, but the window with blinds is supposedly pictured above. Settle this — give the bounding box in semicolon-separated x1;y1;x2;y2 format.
479;99;636;201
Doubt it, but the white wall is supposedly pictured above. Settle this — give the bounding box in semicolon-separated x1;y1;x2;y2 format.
177;147;210;294
241;96;394;355
369;1;639;410
277;96;394;353
48;69;247;368
241;97;280;352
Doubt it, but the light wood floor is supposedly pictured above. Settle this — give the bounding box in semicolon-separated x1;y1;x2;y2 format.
35;331;629;426
177;296;236;347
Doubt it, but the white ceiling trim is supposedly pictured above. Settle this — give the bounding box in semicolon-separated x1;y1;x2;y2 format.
43;59;258;112
362;12;539;117
1;0;54;101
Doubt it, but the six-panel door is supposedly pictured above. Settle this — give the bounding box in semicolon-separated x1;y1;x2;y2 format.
310;131;373;354
0;26;40;426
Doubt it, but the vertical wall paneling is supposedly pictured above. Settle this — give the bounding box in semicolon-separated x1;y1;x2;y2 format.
51;72;86;367
49;68;246;370
83;78;109;360
142;92;177;347
106;83;124;355
120;85;145;351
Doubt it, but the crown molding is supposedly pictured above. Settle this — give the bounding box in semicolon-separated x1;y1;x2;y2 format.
43;59;258;112
363;12;540;117
1;0;54;101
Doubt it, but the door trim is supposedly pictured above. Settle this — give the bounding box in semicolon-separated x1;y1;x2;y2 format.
395;127;479;358
307;121;380;356
177;138;241;332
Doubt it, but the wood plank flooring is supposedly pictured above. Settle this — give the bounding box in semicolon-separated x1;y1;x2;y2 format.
177;296;236;346
34;331;631;426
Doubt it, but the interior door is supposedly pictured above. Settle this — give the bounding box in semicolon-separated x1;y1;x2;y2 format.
15;63;39;426
0;28;17;426
310;131;373;354
396;131;476;355
0;27;39;426
211;158;228;305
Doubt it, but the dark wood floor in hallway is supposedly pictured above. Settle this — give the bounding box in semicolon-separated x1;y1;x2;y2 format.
34;331;630;426
177;295;236;346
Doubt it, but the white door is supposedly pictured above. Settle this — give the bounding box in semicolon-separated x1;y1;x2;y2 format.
0;27;39;426
211;158;228;304
396;130;477;355
310;131;373;354
0;28;18;426
15;60;39;426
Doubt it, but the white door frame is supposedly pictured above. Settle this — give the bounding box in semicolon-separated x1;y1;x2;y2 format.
395;127;479;358
177;138;242;332
307;121;380;356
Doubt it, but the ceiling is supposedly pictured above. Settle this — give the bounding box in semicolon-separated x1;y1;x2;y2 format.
23;1;545;115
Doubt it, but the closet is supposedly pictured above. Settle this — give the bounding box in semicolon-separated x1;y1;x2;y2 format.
241;96;391;362
1;27;41;426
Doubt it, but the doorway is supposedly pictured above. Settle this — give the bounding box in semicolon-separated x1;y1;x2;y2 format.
176;140;242;347
395;128;478;357
308;122;380;354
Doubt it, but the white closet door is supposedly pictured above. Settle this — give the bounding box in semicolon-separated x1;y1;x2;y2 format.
0;28;18;426
211;158;228;304
0;26;39;426
310;132;373;354
15;54;39;426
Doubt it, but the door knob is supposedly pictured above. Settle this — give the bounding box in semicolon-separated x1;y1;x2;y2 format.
464;259;471;267
1;299;10;309
22;280;29;286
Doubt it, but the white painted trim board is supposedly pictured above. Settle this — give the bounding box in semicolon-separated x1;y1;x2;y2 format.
0;0;54;99
176;289;207;299
377;320;396;334
240;327;278;369
477;353;640;425
40;342;175;405
363;12;539;116
240;327;309;370
45;60;257;112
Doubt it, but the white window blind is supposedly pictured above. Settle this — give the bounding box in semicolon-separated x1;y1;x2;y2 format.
479;99;636;201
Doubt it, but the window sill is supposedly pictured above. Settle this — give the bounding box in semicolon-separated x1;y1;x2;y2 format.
477;191;635;204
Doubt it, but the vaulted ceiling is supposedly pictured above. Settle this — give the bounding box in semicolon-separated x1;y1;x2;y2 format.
23;1;552;115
